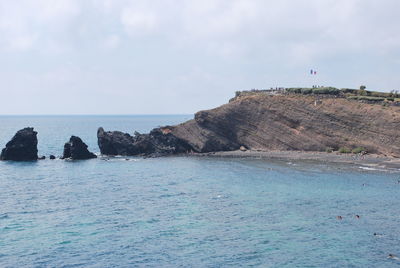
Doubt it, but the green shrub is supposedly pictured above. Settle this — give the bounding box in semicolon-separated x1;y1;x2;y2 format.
352;147;366;154
338;147;351;153
325;147;334;153
300;88;313;94
346;96;385;102
286;88;302;94
341;88;357;94
370;91;391;98
358;89;368;96
312;87;340;95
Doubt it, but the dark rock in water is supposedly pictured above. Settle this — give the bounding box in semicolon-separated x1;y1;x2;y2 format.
97;128;137;156
97;127;194;156
49;155;56;160
0;127;38;161
38;156;46;160
62;136;97;160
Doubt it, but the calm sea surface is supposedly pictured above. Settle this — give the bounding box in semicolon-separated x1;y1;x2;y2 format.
1;115;400;267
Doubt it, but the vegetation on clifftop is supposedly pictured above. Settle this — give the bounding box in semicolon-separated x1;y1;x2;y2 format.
233;87;400;105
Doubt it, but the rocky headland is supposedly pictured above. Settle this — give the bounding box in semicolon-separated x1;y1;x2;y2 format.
98;89;400;158
2;88;400;162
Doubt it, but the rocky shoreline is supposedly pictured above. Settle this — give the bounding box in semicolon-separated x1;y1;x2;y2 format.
1;92;400;163
192;150;400;169
1;126;400;171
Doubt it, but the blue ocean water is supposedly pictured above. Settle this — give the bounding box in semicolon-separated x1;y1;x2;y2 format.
1;115;400;267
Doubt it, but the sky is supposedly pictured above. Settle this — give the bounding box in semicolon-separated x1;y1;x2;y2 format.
0;0;399;115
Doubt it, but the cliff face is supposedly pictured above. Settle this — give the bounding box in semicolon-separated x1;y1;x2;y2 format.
98;94;400;157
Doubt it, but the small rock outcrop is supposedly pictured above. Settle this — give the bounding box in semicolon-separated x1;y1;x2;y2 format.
49;155;56;160
62;136;96;160
97;127;194;156
0;127;38;161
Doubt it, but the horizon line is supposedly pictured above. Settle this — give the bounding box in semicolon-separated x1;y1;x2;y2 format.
0;113;193;117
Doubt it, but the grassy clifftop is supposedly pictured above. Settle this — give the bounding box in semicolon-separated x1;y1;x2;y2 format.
233;87;400;104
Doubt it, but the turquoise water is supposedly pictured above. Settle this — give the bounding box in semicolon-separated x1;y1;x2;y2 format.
1;116;400;267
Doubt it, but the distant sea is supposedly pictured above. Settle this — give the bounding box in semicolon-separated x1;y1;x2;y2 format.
1;115;400;267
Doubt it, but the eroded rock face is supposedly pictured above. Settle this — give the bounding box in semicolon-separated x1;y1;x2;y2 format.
170;95;400;157
62;136;96;160
97;94;400;158
97;127;194;156
0;127;38;161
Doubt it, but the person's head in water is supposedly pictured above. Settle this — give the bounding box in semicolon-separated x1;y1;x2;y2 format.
336;216;343;220
355;215;360;219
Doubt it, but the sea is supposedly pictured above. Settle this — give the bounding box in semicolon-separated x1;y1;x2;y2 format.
1;115;400;268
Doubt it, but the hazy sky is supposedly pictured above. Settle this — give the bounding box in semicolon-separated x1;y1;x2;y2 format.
1;0;399;114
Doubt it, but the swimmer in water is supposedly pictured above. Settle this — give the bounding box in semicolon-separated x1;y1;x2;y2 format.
336;216;343;220
355;215;360;219
388;254;399;260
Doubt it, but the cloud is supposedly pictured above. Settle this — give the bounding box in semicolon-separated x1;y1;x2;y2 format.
120;7;158;35
103;34;121;49
1;0;400;114
0;0;80;51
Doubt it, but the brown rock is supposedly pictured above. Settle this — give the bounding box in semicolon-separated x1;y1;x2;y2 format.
98;94;400;157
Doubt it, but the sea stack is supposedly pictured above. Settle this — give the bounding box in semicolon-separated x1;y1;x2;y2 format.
62;136;97;160
0;127;39;161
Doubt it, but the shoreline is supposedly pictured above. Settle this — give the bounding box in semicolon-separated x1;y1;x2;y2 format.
189;150;400;170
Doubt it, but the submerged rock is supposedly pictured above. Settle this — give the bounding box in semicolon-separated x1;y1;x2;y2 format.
38;156;46;160
0;127;38;161
97;127;194;156
62;136;96;160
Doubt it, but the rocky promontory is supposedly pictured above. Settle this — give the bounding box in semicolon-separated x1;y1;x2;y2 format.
0;127;38;161
98;90;400;157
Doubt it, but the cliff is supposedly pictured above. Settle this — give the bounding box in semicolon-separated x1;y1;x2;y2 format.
98;93;400;157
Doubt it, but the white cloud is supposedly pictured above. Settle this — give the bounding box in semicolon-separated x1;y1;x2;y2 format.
120;7;158;34
0;0;80;51
1;0;400;114
103;34;121;49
